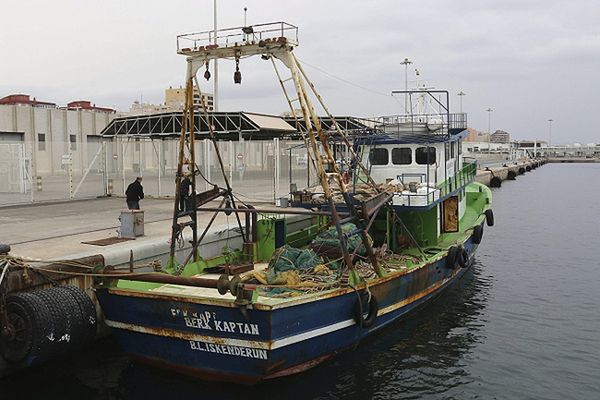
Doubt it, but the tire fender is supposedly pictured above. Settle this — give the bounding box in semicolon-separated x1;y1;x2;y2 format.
446;246;460;269
473;224;484;244
485;209;495;227
354;292;378;328
458;246;469;268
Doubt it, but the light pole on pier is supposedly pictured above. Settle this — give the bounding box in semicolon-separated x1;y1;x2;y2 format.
213;0;218;111
486;108;493;154
548;119;553;146
457;91;466;113
400;58;412;114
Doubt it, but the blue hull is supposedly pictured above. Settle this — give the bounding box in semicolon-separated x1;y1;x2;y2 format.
96;232;480;383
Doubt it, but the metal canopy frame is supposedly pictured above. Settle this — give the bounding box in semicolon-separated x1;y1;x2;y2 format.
101;111;375;141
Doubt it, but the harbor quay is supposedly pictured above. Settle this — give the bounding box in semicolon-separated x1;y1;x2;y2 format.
473;158;546;188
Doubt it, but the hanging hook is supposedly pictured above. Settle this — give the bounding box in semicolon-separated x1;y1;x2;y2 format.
234;57;242;84
204;60;211;81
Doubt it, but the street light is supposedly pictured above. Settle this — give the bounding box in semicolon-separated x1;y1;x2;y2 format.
457;91;466;113
213;0;218;111
548;119;553;146
400;58;412;114
486;108;493;154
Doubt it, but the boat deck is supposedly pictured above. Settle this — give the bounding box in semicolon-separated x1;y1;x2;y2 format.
111;184;490;308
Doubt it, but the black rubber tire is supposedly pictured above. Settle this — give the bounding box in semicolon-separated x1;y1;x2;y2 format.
0;244;10;254
446;246;460;269
473;224;484;244
31;288;73;359
458;247;469;268
354;293;378;328
0;292;54;366
490;176;502;188
507;171;517;180
58;286;97;345
485;209;495;227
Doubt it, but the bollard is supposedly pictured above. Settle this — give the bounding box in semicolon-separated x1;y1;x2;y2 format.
36;176;42;192
107;178;114;196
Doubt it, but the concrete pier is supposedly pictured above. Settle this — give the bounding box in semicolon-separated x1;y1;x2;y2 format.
475;159;546;188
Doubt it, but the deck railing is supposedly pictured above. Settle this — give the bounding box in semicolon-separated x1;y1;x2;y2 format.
177;22;299;53
393;162;477;207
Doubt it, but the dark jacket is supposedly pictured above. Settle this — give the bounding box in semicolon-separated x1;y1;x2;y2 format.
126;180;144;202
180;177;191;198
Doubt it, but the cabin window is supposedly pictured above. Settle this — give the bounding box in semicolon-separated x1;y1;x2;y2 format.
392;148;412;165
415;147;436;165
369;148;388;165
450;142;455;158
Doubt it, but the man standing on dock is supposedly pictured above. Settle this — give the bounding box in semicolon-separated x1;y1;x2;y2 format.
125;177;144;210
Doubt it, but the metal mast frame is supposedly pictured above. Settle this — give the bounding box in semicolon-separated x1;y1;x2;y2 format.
170;22;387;279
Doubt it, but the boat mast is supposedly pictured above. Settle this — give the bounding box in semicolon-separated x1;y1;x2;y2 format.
172;22;384;277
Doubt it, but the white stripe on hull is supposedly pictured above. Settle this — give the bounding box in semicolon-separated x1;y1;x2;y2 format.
105;267;463;351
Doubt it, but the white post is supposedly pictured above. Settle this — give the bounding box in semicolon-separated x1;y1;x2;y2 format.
275;138;280;199
204;139;209;191
158;139;162;197
121;138;126;195
68;151;74;199
103;141;108;195
228;140;234;184
206;139;212;188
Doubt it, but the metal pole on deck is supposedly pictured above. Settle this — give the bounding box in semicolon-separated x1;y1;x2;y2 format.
400;58;412;114
486;108;493;155
458;91;465;113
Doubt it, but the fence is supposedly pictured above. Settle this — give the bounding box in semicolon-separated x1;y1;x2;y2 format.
0;138;316;207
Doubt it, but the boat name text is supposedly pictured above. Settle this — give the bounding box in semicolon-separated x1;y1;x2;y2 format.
170;308;260;335
189;340;268;360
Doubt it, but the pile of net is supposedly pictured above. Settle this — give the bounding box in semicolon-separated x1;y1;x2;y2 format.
252;223;372;292
310;223;370;261
252;245;334;287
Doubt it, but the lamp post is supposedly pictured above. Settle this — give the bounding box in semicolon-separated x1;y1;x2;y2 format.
213;0;218;111
457;91;466;113
400;58;412;114
548;119;553;146
486;108;493;154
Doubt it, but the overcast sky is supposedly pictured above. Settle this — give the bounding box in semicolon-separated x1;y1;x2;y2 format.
1;0;599;143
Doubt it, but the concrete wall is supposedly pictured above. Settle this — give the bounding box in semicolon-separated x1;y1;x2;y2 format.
0;104;115;176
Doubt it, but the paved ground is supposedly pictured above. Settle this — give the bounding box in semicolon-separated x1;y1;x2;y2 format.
1;197;235;260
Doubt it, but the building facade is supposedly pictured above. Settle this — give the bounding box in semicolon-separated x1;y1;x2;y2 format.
0;94;117;176
165;85;214;111
490;130;510;144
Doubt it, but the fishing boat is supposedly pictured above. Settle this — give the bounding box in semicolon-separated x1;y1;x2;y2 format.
95;21;493;383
